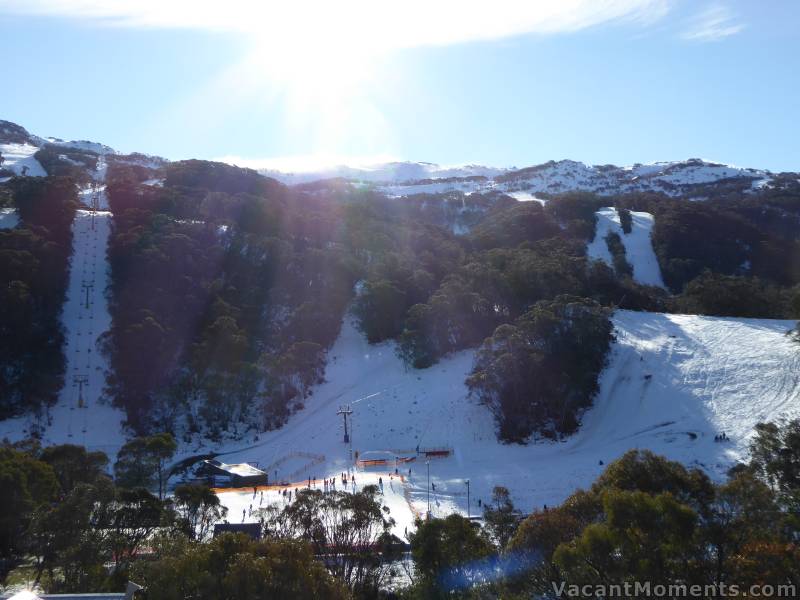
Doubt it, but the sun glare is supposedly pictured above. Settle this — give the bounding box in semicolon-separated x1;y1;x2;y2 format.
233;16;389;157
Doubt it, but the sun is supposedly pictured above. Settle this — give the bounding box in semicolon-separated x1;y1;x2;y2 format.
233;16;388;154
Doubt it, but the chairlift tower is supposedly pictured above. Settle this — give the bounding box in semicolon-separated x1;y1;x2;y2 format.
73;374;89;408
337;405;353;444
81;280;94;309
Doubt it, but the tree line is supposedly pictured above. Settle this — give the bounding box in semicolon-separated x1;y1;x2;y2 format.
2;418;798;598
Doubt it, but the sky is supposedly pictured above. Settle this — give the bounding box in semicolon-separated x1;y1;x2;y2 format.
0;0;798;172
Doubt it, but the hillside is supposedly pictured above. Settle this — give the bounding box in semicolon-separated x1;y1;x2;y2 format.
1;117;800;519
211;309;800;532
257;157;793;199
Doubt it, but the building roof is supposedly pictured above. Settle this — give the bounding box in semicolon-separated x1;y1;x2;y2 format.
213;522;262;539
203;459;265;478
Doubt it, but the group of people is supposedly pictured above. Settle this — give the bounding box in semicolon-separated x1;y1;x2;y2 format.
714;432;729;442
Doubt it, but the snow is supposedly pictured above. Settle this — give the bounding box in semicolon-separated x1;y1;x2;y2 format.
587;207;666;288
0;142;46;177
259;161;504;186
45;137;115;156
207;460;266;477
0;158;124;457
0;207;19;229
382;180;484;197
495;159;769;198
292;158;773;199
77;183;110;211
0;209;126;456
506;191;546;205
210;309;800;535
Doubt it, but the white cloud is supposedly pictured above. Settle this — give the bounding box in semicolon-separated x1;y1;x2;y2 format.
682;3;744;42
0;0;671;48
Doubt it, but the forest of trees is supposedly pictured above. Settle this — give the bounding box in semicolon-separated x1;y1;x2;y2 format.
2;158;800;445
611;190;800;317
1;418;798;598
0;176;77;421
468;297;613;441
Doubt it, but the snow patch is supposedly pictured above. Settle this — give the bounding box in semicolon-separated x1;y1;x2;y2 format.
587;207;666;288
0;142;47;177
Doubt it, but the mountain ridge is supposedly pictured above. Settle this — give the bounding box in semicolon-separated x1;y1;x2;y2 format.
3;119;796;198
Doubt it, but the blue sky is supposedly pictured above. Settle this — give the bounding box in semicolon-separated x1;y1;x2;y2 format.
0;0;798;172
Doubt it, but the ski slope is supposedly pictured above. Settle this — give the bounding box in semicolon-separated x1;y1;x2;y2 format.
0;209;126;454
587;207;666;288
0;161;124;455
0;142;47;177
211;310;800;534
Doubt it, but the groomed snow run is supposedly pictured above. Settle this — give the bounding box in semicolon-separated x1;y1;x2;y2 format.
587;207;666;288
0;209;126;456
213;309;800;535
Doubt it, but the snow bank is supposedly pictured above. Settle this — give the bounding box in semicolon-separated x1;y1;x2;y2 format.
587;207;666;288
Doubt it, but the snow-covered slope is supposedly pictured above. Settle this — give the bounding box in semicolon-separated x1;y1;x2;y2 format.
261;158;777;199
211;310;800;533
0;159;124;456
0;209;125;455
587;207;666;288
495;159;770;197
0;120;118;181
0;142;47;177
259;161;504;186
43;137;115;156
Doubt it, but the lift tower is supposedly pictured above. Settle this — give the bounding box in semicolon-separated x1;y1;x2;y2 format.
337;405;353;444
73;374;89;408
